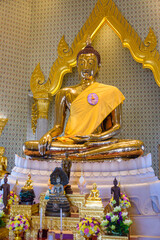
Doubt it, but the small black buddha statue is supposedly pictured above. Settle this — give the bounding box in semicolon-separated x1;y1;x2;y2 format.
111;178;121;207
0;175;10;211
45;167;71;217
61;153;73;194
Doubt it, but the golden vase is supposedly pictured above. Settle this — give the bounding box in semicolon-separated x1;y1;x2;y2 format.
14;230;23;240
84;235;92;240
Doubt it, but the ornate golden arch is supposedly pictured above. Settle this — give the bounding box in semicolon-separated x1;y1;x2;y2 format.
30;0;160;133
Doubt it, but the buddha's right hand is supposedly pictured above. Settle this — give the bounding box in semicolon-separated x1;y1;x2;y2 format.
38;132;52;156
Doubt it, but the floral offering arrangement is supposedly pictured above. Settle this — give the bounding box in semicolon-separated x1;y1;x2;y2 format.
77;217;101;238
119;193;131;209
101;205;132;236
0;194;3;204
7;215;30;232
0;209;5;228
8;191;19;205
110;192;131;210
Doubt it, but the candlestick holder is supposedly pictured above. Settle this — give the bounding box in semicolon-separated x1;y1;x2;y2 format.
39;229;43;239
60;231;63;240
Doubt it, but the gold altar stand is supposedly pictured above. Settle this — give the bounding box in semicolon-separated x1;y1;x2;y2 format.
8;193;104;239
8;193;128;240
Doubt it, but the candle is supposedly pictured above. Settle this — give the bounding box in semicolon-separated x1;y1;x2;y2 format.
60;208;62;232
40;208;43;231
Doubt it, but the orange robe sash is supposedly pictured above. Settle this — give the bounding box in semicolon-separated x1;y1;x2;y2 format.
64;82;125;137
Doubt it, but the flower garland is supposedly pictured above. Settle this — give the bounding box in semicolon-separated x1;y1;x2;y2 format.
77;217;100;238
7;215;30;232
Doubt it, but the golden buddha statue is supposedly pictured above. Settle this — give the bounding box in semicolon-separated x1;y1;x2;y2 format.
20;173;35;204
88;183;101;201
24;44;144;160
85;183;103;207
22;173;33;190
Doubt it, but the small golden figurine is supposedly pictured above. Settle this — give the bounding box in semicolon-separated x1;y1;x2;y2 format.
20;174;35;204
85;183;103;207
88;183;101;200
22;173;33;190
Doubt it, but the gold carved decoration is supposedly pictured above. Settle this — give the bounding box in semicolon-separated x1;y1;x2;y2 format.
46;0;160;95
31;99;51;135
30;63;51;99
0;118;8;136
0;147;8;178
30;64;52;134
0;118;8;178
31;100;38;135
0;228;8;239
101;236;128;240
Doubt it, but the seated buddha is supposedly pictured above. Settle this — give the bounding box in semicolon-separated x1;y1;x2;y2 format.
24;44;144;160
20;173;35;204
85;183;103;207
22;173;33;190
88;183;101;200
45;167;70;217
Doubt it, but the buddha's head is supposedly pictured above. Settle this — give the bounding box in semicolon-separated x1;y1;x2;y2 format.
93;183;97;190
28;173;31;180
4;177;8;184
113;178;118;186
56;176;61;184
77;44;101;80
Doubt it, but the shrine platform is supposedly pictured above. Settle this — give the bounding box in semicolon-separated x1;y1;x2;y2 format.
7;153;160;238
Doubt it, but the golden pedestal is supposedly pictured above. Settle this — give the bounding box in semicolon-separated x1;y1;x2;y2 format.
80;206;104;222
67;194;86;209
10;203;39;218
85;199;103;208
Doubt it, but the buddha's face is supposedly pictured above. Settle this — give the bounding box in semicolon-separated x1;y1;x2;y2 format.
114;179;118;186
4;178;8;184
56;176;61;184
77;53;99;80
